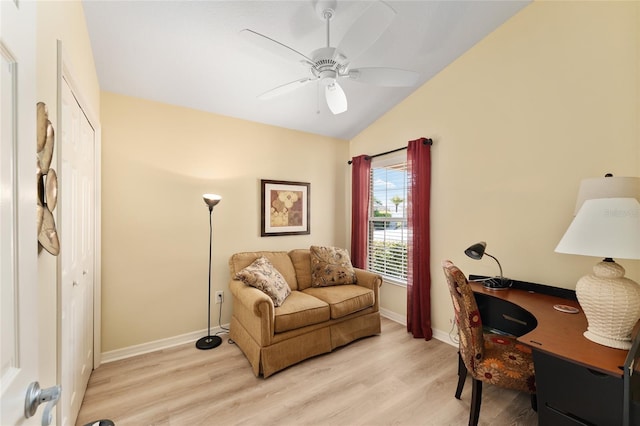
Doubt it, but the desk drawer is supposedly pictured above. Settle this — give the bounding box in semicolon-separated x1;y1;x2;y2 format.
474;293;537;337
534;350;623;425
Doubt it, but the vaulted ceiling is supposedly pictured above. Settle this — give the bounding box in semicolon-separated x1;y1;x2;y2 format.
83;0;530;140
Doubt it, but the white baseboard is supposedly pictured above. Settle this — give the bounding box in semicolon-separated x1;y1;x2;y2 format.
380;308;457;348
102;313;457;365
100;324;229;364
433;327;458;348
379;307;406;325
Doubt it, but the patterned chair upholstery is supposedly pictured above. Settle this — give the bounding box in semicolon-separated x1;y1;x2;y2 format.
442;260;536;426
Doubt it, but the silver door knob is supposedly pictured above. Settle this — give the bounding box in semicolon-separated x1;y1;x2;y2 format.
24;381;61;426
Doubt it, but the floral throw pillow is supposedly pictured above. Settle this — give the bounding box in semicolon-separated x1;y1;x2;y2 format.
234;256;291;307
310;246;357;287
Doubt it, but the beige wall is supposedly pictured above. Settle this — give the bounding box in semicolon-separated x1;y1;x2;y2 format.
35;0;100;393
37;0;640;358
100;92;348;352
350;1;640;336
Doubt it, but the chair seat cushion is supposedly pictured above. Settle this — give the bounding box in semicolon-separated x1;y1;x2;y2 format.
473;333;536;394
274;291;330;333
303;285;374;319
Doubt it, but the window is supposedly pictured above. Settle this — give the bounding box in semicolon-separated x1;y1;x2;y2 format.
368;155;408;284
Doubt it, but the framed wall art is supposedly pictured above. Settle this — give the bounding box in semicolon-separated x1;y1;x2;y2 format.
261;179;310;236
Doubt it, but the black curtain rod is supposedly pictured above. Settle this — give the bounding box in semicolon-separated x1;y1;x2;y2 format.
347;138;432;164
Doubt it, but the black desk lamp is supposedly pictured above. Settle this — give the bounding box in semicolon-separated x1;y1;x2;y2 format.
196;194;223;350
464;241;511;290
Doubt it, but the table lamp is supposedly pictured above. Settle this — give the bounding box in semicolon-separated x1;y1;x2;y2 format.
464;241;511;290
555;176;640;349
196;193;223;350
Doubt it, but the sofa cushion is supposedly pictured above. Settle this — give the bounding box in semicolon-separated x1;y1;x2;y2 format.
229;251;298;290
274;291;330;333
310;245;357;287
234;256;291;307
289;249;312;290
303;285;374;319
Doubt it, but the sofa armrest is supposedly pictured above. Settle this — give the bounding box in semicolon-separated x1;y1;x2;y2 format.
229;279;276;346
354;268;382;311
229;279;273;315
354;268;383;290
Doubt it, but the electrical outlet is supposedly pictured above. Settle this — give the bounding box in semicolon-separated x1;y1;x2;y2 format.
215;291;224;304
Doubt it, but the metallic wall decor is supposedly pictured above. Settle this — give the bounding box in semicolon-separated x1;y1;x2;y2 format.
36;102;60;255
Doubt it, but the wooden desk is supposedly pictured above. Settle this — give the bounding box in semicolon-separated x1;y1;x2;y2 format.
471;281;628;425
470;281;627;377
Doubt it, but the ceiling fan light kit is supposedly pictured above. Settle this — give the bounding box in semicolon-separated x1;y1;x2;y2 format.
241;0;419;115
325;80;347;114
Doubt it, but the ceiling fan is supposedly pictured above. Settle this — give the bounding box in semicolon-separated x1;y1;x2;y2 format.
240;0;419;115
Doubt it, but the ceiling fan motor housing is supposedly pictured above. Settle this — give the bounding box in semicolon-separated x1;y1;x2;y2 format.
311;46;347;84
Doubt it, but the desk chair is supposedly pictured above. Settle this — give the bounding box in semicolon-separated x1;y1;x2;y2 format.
442;260;536;426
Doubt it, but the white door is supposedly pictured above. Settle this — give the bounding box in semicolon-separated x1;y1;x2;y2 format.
0;1;45;425
60;78;95;426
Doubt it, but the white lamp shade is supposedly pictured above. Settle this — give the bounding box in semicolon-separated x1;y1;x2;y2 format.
203;193;222;208
573;176;640;215
555;197;640;260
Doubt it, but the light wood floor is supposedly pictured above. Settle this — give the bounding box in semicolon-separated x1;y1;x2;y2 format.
76;318;537;426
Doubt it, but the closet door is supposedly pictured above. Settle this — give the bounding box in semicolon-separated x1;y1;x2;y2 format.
60;77;95;426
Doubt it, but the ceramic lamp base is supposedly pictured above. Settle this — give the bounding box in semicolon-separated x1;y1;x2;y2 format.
576;260;640;350
583;330;633;350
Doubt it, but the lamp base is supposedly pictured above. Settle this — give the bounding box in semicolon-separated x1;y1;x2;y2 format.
583;330;632;350
483;277;512;291
576;260;640;350
195;335;222;350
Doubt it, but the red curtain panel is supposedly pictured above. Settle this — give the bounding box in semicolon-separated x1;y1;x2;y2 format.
350;155;371;269
406;138;432;340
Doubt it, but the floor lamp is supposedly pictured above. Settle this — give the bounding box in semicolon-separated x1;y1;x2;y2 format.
196;193;223;350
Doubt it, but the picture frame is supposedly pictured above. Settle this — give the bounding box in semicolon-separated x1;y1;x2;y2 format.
261;179;310;237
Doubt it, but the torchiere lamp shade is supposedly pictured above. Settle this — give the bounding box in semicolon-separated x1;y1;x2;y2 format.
203;193;222;209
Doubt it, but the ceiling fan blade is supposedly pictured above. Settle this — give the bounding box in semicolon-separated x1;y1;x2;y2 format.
336;1;395;62
240;29;314;66
325;81;347;114
347;67;420;87
258;77;315;100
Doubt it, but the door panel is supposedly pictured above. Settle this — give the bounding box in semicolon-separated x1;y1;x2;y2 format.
0;0;41;424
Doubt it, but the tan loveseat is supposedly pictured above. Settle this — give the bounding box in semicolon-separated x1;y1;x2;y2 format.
229;249;383;377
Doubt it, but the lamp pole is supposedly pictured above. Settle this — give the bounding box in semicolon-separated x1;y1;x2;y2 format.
196;194;223;350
